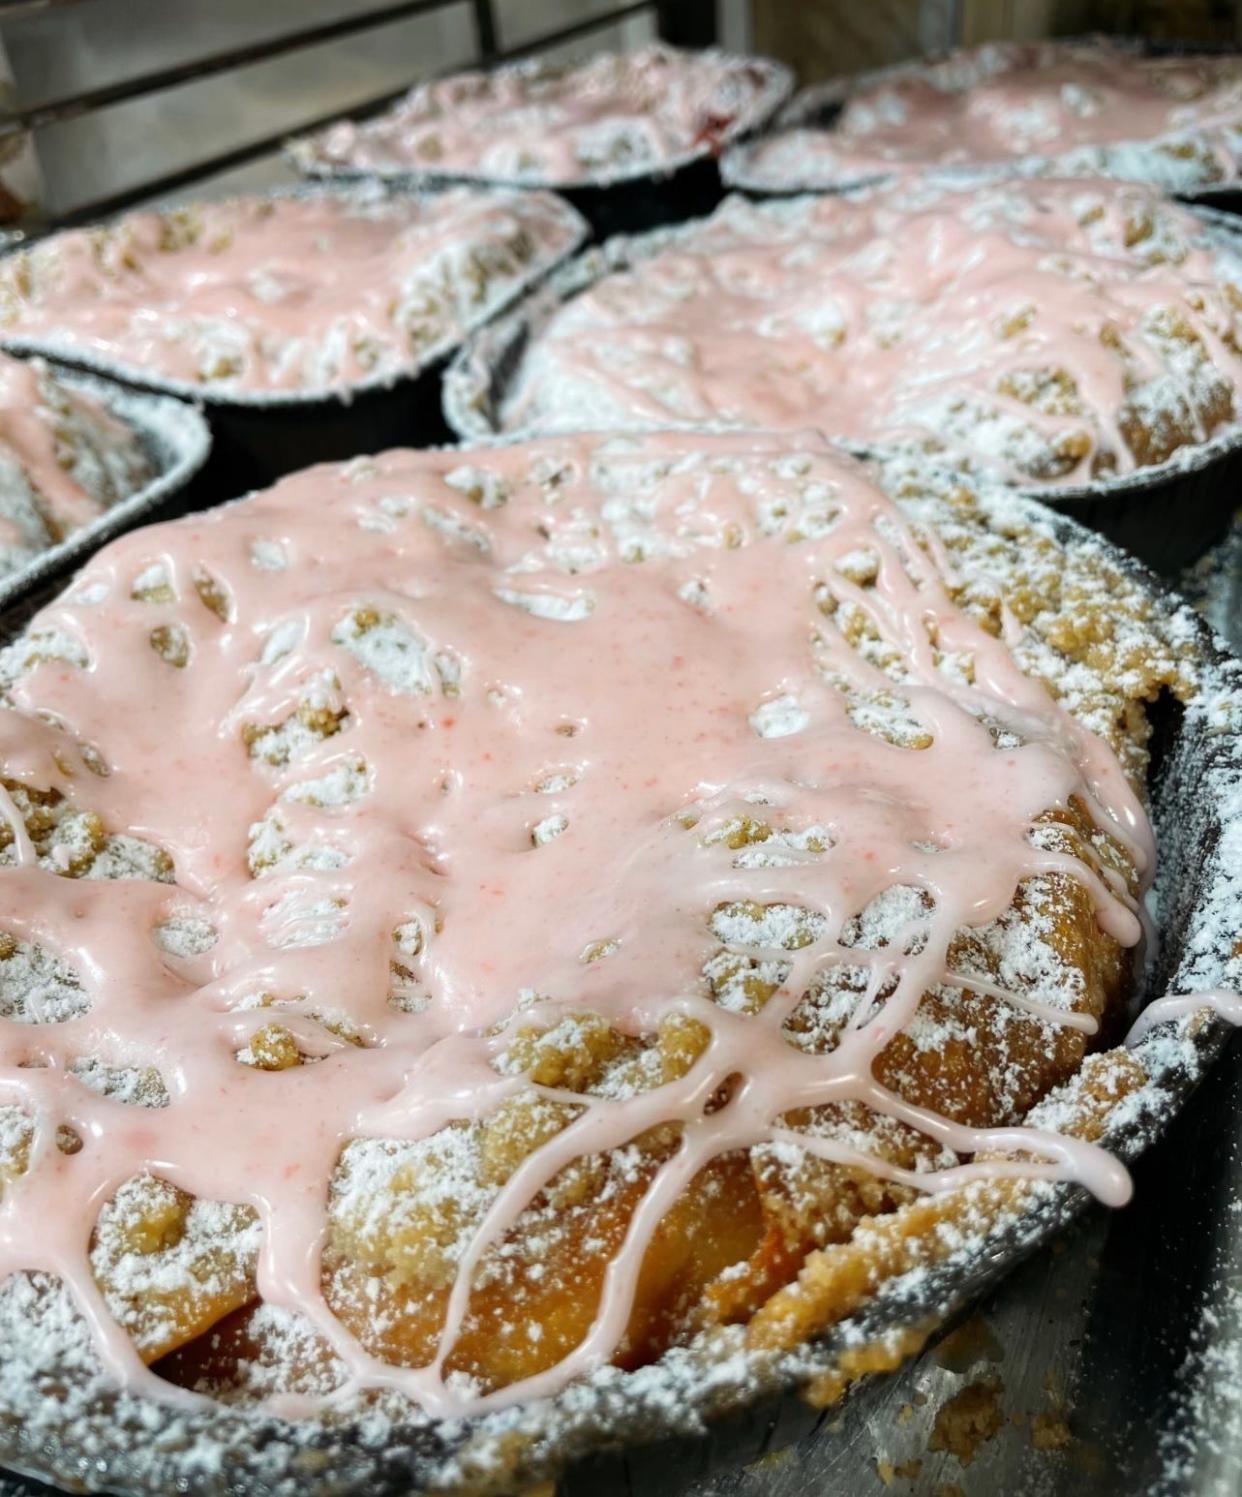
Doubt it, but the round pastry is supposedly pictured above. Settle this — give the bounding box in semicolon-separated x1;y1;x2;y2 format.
291;45;791;192
0;187;585;398
0;427;1237;1494
0;185;586;488
454;179;1242;493
0;353;154;581
723;37;1242;198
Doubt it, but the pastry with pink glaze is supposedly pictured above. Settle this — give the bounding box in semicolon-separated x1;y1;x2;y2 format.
724;37;1242;197
481;178;1242;488
0;426;1238;1495
0;353;152;580
0;187;585;397
292;44;790;189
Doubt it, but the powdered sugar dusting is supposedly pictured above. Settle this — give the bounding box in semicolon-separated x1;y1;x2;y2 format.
290;44;790;191
0;186;586;402
0;431;1237;1496
724;37;1242;198
479;179;1242;492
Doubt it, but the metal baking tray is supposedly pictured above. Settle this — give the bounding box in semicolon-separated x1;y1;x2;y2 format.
443;201;1242;575
0;465;1239;1497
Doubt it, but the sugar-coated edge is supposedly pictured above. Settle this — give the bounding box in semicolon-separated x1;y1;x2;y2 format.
721;34;1242;199
286;48;794;193
0;436;1238;1496
0;363;211;617
440;192;1242;508
0;182;590;411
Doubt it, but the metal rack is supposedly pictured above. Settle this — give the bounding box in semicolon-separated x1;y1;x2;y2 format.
0;0;717;226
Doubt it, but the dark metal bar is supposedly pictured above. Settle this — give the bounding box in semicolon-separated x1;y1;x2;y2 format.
653;0;716;48
46;85;411;228
0;0;459;140
48;2;657;228
470;0;498;57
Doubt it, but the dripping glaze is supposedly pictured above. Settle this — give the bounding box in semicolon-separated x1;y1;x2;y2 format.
0;429;1220;1422
501;178;1242;487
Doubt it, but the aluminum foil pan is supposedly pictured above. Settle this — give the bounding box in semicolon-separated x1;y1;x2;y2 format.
0;450;1239;1497
722;36;1242;208
0;183;589;495
667;523;1242;1497
443;200;1242;574
286;52;793;242
0;362;210;635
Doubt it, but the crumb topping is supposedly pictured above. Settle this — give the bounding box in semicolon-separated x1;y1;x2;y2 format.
0;429;1220;1468
498;180;1242;488
726;38;1242;196
0;189;584;395
293;45;786;187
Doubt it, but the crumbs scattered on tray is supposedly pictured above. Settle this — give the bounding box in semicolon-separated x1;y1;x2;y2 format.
928;1375;1006;1466
875;1454;924;1485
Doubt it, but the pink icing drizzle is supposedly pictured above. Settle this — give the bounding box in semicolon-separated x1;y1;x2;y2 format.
502;179;1242;486
0;189;580;394
1126;989;1242;1045
0;429;1187;1419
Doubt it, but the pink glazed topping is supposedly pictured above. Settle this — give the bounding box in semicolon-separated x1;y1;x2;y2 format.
0;354;152;574
0;429;1205;1420
0;188;582;394
501;179;1242;486
728;38;1242;193
298;44;784;185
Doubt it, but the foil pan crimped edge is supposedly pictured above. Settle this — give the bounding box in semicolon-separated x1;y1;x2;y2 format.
0;182;590;413
720;36;1242;201
0;448;1239;1497
441;196;1242;570
0;363;210;628
285;50;794;196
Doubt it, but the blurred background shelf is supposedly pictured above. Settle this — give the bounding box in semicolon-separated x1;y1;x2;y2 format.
0;0;724;226
3;0;1239;232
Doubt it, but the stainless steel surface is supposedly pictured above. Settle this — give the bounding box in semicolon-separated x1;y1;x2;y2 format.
0;2;466;142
